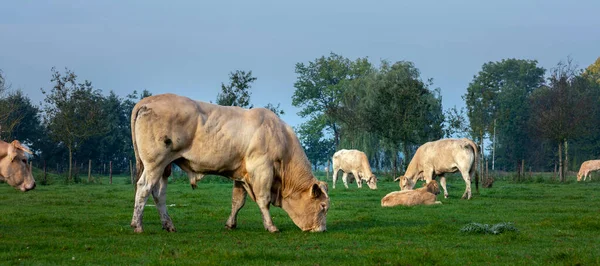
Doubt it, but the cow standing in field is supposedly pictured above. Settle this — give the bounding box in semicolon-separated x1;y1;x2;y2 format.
577;160;600;181
0;140;35;192
130;93;329;233
331;149;377;189
381;180;442;207
398;138;478;199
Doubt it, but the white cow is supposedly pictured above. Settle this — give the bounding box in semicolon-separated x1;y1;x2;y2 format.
397;138;478;199
332;149;377;189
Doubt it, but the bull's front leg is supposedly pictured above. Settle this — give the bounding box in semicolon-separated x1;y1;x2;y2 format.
225;181;247;229
439;175;449;199
152;176;176;232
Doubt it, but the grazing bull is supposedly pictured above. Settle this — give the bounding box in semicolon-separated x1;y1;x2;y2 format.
331;149;377;189
0;140;35;192
381;180;441;207
397;138;478;199
577;160;600;181
130;94;329;233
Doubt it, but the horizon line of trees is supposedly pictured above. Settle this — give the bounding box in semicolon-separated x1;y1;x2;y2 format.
1;55;599;183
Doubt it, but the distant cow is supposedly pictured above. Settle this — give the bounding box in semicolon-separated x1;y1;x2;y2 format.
130;94;329;233
577;160;600;181
381;180;442;207
0;140;35;192
332;149;377;189
397;138;478;199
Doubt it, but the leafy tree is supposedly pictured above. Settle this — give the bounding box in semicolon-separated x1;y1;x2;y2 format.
362;60;444;176
583;56;600;84
292;53;372;149
466;59;545;173
40;67;109;181
0;70;24;139
296;116;334;171
264;103;285;117
2;90;44;147
530;59;593;181
216;70;256;108
444;106;471;138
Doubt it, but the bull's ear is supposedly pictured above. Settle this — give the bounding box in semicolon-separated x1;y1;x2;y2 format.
7;141;18;162
318;181;328;193
11;140;32;155
311;183;323;198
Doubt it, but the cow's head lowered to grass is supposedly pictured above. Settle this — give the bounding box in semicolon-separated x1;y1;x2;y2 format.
281;181;329;232
0;140;36;192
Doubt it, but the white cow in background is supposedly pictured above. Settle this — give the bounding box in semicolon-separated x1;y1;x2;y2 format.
397;138;478;199
332;149;377;189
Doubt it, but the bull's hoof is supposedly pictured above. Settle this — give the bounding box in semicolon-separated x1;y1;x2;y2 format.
444;194;449;199
266;225;279;233
163;225;177;232
132;226;144;233
225;224;237;230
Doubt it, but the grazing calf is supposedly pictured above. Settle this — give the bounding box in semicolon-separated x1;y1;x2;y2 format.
332;149;377;189
381;180;442;207
397;138;478;199
577;160;600;181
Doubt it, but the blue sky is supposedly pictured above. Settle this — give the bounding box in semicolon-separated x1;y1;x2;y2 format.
1;0;599;127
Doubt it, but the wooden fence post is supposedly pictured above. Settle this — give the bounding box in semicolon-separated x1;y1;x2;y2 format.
130;160;134;185
43;160;47;184
109;161;113;184
88;160;92;183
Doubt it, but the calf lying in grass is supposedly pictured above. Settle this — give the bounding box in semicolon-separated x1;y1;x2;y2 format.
381;180;442;207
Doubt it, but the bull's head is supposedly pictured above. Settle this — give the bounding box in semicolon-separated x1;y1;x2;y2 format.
366;175;377;189
282;181;329;232
1;140;36;192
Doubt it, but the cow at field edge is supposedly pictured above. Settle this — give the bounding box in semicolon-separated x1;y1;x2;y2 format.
577;160;600;181
0;140;35;192
130;93;329;233
332;149;377;189
397;138;478;199
381;180;441;207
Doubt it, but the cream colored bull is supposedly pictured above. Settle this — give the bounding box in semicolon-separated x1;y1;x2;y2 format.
130;94;329;233
397;138;478;199
381;180;441;207
331;149;377;189
577;160;600;181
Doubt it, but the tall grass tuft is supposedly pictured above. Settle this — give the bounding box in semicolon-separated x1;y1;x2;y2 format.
460;222;519;235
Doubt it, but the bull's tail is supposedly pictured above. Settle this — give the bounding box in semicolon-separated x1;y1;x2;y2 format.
131;103;145;190
464;139;479;194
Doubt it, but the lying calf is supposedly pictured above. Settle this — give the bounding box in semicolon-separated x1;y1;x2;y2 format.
381;180;442;207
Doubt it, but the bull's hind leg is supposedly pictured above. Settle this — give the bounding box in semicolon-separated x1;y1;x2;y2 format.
152;174;176;232
225;180;247;229
342;172;350;189
131;166;164;233
460;170;472;199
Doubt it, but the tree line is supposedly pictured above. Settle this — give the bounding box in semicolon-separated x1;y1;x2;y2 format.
1;55;599;183
291;54;600;182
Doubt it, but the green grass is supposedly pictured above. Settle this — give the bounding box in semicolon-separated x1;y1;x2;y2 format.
1;175;599;265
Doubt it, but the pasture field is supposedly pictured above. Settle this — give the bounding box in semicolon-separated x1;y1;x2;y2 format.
1;174;599;265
